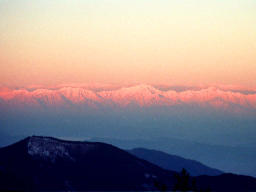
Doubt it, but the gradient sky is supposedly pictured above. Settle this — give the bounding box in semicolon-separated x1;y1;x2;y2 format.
0;0;255;88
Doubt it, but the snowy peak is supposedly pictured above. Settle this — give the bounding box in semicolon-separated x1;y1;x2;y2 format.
0;84;256;110
98;84;163;106
58;87;100;102
120;84;160;94
27;136;96;163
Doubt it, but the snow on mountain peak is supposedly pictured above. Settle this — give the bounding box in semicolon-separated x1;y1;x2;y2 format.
27;136;75;163
27;136;97;163
0;84;256;110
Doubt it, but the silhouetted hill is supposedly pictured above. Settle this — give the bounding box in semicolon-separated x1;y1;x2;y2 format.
0;136;175;191
1;136;256;191
128;148;223;176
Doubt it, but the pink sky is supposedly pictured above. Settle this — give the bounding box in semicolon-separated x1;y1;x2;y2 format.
0;0;255;88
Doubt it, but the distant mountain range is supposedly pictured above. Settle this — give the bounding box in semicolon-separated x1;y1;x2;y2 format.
1;84;256;176
1;136;256;191
128;148;223;176
1;84;256;111
92;137;256;177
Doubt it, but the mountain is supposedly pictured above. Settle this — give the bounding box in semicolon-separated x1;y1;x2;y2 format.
0;136;176;191
1;136;256;191
1;84;256;171
128;148;223;176
1;84;256;110
92;137;256;177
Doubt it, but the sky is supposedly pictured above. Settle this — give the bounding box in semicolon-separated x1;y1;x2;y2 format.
0;1;256;177
0;0;256;88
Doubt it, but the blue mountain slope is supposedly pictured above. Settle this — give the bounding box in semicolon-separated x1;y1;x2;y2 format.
128;148;223;176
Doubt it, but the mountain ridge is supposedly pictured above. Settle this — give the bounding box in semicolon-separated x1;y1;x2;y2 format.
1;84;256;111
1;136;256;191
128;148;223;176
0;136;176;191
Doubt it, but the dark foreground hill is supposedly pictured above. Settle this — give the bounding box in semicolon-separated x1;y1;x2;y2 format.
0;136;176;191
0;136;256;192
128;148;223;176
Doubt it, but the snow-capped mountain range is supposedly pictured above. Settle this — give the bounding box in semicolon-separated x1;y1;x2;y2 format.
0;84;256;110
1;84;256;111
